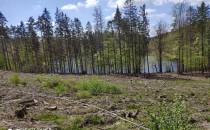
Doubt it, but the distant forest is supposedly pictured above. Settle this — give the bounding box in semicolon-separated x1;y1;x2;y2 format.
0;0;210;75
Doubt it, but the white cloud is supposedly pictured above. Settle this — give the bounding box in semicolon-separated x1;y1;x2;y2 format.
108;0;126;8
105;12;115;21
85;0;99;8
61;0;99;11
146;8;156;14
141;0;210;6
107;0;210;8
61;4;79;10
150;13;169;20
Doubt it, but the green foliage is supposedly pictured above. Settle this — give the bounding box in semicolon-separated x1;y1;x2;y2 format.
0;127;7;130
36;75;70;94
76;91;92;99
35;112;65;125
147;97;192;130
9;74;26;86
55;83;69;95
75;78;121;96
206;115;210;122
85;115;104;125
66;117;84;130
127;104;139;110
9;74;20;85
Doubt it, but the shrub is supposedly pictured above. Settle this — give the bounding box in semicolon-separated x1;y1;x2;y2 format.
147;97;192;130
75;78;121;96
9;74;26;86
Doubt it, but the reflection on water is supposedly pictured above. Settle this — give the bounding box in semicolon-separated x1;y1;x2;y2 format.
144;56;177;73
59;56;177;74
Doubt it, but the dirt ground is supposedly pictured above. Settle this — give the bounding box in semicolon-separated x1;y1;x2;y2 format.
0;70;210;130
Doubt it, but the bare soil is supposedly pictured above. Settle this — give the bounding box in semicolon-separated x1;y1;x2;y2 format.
0;71;210;130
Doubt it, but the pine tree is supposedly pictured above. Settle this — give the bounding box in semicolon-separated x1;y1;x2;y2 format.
123;0;138;74
93;6;105;74
197;2;209;73
0;11;10;70
186;6;196;72
114;6;123;74
140;4;150;74
172;2;187;74
27;17;40;72
74;18;84;74
37;8;54;73
86;21;95;74
156;21;167;73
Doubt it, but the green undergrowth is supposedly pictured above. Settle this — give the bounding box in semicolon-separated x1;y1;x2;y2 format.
9;74;26;86
0;127;7;130
206;115;210;122
66;117;85;130
76;91;92;99
35;112;103;130
35;112;66;125
35;75;121;97
36;75;74;95
34;113;82;130
75;78;121;96
84;114;105;125
147;97;193;130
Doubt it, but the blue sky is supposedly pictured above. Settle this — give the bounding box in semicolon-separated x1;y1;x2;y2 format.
1;0;210;36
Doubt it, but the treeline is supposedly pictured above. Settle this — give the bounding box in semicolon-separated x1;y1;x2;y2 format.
150;1;210;74
1;0;210;75
170;1;210;74
0;0;150;74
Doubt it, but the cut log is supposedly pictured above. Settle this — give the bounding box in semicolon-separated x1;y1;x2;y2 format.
46;106;57;111
19;99;38;107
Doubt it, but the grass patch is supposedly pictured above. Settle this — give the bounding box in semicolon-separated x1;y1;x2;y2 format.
55;83;69;95
84;115;104;125
76;91;92;99
75;78;121;96
147;97;193;130
36;75;72;95
66;117;84;130
127;104;140;110
9;74;26;86
0;127;7;130
35;112;65;125
206;115;210;122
